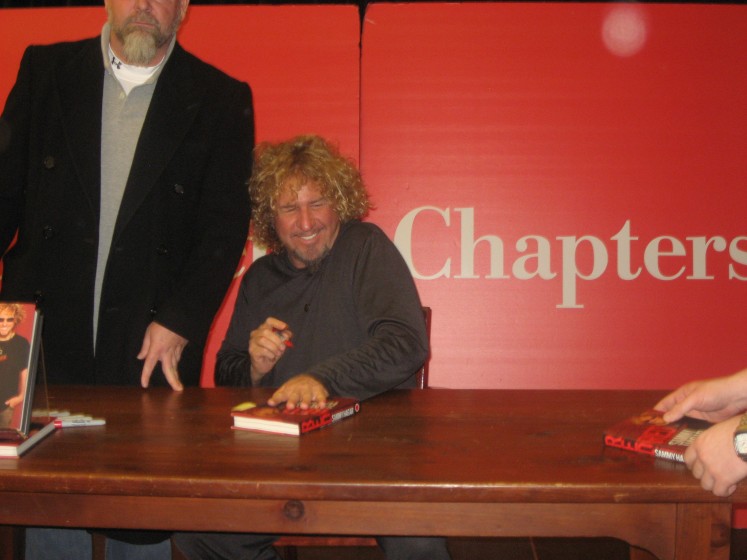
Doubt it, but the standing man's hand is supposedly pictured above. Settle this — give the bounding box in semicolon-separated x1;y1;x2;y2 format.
139;322;188;391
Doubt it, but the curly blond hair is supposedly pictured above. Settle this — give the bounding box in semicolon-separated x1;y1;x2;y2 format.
249;135;371;252
0;303;25;327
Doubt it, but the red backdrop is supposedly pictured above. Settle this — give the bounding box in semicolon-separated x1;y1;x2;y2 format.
1;3;745;392
361;2;747;391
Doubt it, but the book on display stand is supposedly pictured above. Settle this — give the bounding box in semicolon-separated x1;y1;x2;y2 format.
0;302;54;458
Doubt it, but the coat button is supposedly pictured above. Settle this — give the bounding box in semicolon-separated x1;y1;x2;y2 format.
42;225;55;239
43;156;55;169
33;291;44;304
173;184;185;195
149;308;157;317
156;245;169;256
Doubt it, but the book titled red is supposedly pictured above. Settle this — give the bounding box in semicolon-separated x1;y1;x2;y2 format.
603;409;711;463
231;398;361;436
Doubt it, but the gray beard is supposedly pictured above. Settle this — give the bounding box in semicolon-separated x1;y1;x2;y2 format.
121;32;157;66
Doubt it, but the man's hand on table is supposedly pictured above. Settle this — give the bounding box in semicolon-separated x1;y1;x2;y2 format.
268;374;329;410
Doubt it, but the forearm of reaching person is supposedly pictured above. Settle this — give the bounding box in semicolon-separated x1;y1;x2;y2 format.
684;414;747;497
656;368;747;423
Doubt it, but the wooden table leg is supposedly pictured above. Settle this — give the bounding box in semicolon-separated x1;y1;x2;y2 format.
674;503;731;560
0;526;24;560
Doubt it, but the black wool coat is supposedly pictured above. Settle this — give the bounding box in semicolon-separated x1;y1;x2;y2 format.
0;37;254;386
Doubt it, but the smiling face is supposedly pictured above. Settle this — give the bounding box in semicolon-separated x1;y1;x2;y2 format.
106;0;188;66
0;310;17;341
274;182;341;270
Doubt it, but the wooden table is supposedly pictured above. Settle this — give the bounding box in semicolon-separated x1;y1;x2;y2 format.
0;387;742;560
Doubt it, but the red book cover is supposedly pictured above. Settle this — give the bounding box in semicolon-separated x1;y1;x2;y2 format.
603;409;711;463
231;398;361;436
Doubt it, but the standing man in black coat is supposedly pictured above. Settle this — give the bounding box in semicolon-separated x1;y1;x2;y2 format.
0;0;253;391
0;0;253;557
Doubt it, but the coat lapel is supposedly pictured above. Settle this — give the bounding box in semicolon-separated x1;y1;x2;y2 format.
56;38;104;216
112;45;203;242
